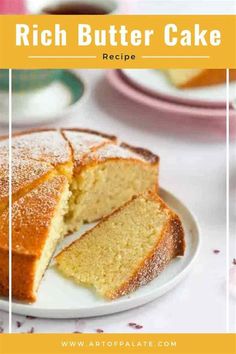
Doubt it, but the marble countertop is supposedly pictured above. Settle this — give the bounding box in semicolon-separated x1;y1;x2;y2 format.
0;69;235;333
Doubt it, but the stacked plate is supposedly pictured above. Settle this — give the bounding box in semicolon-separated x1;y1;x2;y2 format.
107;69;236;122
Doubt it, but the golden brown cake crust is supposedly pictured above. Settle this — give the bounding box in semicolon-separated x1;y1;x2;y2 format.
0;250;38;302
0;158;56;213
0;175;67;256
0;176;68;302
0;127;58;141
121;142;160;165
108;212;185;299
0;127;117;142
81;142;159;166
180;69;236;88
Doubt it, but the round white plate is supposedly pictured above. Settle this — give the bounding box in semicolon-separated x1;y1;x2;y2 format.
0;70;87;127
0;188;200;319
121;69;236;108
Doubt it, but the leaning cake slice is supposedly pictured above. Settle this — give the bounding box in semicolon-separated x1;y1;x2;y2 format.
56;193;185;300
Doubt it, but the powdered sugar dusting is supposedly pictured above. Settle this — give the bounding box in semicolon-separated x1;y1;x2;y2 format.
87;144;147;162
12;131;71;166
0;157;54;201
0;175;67;254
64;130;109;162
0;141;9;174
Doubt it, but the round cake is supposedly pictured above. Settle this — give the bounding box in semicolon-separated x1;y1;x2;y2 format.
0;128;160;302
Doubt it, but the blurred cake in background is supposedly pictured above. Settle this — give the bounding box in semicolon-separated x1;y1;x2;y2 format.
165;69;236;88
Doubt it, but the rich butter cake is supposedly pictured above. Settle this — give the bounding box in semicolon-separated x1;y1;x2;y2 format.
0;128;163;302
56;193;185;300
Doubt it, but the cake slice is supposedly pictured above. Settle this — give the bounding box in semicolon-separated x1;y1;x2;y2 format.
0;175;70;302
165;69;236;88
56;193;185;300
65;139;159;232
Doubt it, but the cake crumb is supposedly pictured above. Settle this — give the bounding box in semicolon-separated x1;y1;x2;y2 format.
16;321;23;328
96;329;104;333
135;325;143;329
27;327;35;333
128;323;137;327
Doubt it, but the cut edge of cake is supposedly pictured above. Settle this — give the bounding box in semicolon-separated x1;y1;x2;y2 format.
65;141;159;232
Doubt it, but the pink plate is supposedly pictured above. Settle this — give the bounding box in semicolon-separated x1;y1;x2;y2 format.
120;69;235;109
107;70;235;121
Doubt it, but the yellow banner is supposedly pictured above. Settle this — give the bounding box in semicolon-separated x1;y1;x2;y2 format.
0;15;235;68
0;334;235;354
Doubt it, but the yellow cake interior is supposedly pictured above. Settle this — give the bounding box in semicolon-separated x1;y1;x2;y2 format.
56;194;170;299
165;69;203;87
66;159;157;232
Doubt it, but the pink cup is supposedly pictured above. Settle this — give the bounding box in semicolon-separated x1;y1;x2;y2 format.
0;0;26;14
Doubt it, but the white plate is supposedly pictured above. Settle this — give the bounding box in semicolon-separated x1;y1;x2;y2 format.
0;188;200;319
121;69;236;108
0;70;87;127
